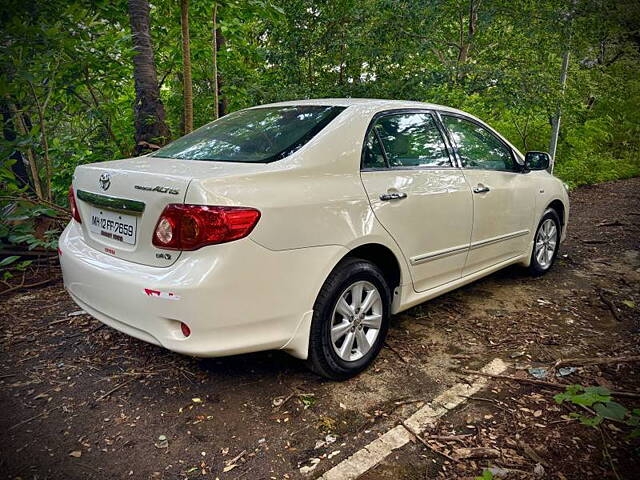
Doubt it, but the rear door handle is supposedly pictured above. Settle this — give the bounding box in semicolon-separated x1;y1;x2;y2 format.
473;184;490;194
380;192;407;201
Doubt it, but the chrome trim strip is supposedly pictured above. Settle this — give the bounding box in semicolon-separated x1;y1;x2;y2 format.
76;189;146;213
409;229;530;266
410;244;469;265
469;229;529;250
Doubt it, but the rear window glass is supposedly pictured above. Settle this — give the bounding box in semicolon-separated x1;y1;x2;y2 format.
152;106;345;163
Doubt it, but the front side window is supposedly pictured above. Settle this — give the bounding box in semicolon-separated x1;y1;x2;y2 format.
442;115;515;172
362;112;451;169
153;106;345;163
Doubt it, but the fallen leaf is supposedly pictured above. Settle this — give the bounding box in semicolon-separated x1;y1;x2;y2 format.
69;450;82;458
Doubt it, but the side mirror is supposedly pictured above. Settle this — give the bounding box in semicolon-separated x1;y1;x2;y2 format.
524;151;551;172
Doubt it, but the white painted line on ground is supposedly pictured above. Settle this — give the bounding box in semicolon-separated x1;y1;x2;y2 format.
317;358;508;480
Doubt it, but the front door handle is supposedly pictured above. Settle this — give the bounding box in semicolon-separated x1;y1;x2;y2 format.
473;184;490;194
380;192;407;201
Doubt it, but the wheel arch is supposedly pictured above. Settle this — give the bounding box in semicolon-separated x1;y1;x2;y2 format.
546;199;566;230
342;242;403;293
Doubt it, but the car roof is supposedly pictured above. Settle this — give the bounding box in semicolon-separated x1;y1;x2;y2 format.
248;98;524;160
252;98;466;114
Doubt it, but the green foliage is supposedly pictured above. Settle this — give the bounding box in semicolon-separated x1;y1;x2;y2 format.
554;384;640;437
554;384;612;407
475;469;494;480
299;394;316;409
0;256;33;281
1;0;639;252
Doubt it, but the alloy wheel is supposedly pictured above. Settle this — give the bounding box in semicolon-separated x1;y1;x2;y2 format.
330;280;383;362
534;218;558;269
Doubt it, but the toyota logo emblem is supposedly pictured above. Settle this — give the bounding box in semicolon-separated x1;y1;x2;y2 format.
99;172;111;191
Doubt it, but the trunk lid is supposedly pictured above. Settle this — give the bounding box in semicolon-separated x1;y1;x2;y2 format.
72;156;271;267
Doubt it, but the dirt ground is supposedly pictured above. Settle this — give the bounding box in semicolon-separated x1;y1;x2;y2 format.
1;178;639;480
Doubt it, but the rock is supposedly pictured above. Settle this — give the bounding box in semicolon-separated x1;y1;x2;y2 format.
154;435;168;449
528;367;548;379
300;458;321;475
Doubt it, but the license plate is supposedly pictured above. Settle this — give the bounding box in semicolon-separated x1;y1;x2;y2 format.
89;207;137;245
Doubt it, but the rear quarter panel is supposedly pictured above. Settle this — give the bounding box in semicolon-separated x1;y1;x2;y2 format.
183;105;413;307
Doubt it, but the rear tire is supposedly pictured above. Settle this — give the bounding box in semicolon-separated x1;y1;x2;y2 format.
529;208;561;276
306;258;391;380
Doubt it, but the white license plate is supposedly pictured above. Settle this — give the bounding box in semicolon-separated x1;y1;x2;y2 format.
89;207;137;245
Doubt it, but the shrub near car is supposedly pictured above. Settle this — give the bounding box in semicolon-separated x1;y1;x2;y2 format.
60;99;569;379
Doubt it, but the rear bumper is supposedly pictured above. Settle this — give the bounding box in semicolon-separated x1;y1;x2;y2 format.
59;221;346;358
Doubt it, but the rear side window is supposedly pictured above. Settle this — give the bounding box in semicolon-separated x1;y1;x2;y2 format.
362;131;387;169
362;112;451;169
441;115;516;172
153;106;345;163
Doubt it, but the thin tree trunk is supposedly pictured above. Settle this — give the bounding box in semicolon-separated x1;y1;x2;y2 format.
27;79;55;201
1;99;30;191
32;95;51;202
212;3;219;120
127;0;171;154
456;0;480;82
8;101;43;199
548;48;570;168
180;0;193;133
216;27;228;116
83;68;127;156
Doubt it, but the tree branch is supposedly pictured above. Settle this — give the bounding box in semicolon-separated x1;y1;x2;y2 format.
0;195;71;218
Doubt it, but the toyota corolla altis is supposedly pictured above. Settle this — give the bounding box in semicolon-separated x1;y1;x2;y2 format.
60;99;569;379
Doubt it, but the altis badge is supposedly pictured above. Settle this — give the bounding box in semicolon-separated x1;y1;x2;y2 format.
134;185;179;195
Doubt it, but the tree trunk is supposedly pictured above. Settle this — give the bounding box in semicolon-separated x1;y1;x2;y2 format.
1;99;30;191
27;80;53;201
456;0;479;83
127;0;171;155
212;3;219;120
7;101;43;199
548;48;570;168
180;0;193;133
216;26;228;117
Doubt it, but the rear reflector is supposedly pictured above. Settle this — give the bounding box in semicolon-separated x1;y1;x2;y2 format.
68;186;82;223
152;204;260;250
180;322;191;337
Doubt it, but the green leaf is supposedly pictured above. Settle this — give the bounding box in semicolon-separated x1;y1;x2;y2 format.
584;386;611;396
594;402;627;421
474;470;493;480
570;413;603;427
0;255;20;268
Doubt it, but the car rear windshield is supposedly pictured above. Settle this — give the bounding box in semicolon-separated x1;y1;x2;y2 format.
152;105;346;163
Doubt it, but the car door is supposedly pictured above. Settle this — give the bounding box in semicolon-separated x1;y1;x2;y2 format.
439;113;536;275
360;110;473;292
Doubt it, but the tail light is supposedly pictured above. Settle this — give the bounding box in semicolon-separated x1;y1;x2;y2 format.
152;204;260;250
68;186;82;223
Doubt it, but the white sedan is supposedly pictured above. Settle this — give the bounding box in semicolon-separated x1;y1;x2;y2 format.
60;99;569;379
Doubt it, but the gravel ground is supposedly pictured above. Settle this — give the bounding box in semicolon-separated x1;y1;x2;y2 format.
1;177;639;480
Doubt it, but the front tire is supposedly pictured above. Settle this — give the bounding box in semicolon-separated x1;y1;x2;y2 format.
307;258;391;380
529;208;561;276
